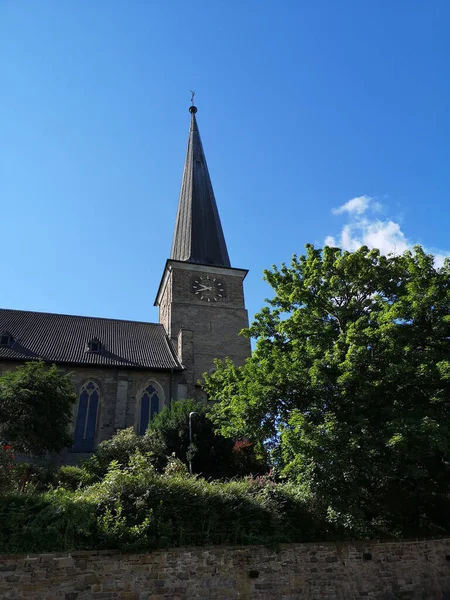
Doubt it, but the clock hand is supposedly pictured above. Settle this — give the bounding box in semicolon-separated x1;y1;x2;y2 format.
196;285;213;292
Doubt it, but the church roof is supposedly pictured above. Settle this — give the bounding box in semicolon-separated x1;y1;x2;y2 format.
0;308;182;370
170;106;231;268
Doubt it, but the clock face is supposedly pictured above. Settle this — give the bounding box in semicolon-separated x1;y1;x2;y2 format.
191;275;226;302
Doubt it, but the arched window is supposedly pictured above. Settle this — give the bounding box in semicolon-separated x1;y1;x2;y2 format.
139;384;160;435
73;381;99;452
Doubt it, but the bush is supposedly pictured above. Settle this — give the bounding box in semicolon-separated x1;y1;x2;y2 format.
56;466;85;491
148;399;268;478
81;427;167;481
0;451;332;554
13;462;55;493
0;446;15;493
81;402;268;484
0;490;97;553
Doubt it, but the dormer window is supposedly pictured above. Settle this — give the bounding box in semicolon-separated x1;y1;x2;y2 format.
0;332;12;347
87;338;101;353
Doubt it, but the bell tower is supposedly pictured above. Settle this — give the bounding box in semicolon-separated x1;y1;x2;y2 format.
155;104;250;396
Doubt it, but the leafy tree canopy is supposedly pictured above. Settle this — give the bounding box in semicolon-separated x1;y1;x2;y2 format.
147;399;266;479
0;361;76;456
204;245;450;534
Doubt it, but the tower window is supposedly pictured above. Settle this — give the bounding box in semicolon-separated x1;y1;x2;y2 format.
0;333;12;347
87;338;101;353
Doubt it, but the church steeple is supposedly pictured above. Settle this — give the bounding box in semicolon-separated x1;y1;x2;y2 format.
170;105;231;268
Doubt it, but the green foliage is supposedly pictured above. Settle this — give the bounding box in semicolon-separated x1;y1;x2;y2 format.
13;462;56;493
163;455;189;477
0;452;331;554
147;399;232;478
0;455;57;495
56;466;85;491
0;362;76;455
81;427;166;482
204;245;450;535
79;401;266;482
0;446;15;493
148;399;267;478
0;490;97;553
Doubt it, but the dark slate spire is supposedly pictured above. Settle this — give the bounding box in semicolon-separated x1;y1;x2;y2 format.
170;105;231;268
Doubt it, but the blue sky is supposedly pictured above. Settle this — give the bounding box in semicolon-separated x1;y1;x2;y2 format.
1;1;450;326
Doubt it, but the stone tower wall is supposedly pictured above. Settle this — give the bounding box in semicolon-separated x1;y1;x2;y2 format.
157;261;250;393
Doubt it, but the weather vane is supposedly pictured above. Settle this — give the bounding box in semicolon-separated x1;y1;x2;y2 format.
190;90;195;105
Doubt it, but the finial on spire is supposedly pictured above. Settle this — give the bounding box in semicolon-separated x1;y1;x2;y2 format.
189;90;197;114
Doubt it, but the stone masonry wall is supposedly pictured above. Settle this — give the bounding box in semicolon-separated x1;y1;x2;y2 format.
2;539;450;599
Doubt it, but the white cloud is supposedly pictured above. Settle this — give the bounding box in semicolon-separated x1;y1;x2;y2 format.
332;195;371;216
326;195;449;266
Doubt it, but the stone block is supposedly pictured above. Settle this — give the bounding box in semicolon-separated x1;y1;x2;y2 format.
24;558;39;567
40;553;56;562
55;557;75;569
0;565;16;572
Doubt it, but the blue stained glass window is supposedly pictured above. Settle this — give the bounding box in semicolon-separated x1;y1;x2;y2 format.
73;391;88;451
151;395;159;420
140;396;150;436
84;390;99;452
72;382;100;452
139;384;160;435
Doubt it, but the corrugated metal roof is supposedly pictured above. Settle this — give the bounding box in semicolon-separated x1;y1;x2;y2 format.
170;106;231;268
0;308;182;370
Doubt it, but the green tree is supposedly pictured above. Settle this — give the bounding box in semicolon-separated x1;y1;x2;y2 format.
204;245;450;535
0;362;76;456
148;399;234;478
148;399;266;479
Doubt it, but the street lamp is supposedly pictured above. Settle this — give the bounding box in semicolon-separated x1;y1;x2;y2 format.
188;411;197;475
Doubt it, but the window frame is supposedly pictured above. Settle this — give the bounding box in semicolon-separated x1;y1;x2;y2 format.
0;333;12;347
87;338;101;353
72;380;101;452
137;381;164;435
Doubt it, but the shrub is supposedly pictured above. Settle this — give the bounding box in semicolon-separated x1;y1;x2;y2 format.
13;462;55;493
81;427;167;481
0;445;15;493
148;399;268;478
0;451;333;554
56;466;85;491
0;489;97;553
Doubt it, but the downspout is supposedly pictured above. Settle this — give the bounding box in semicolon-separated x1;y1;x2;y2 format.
169;368;173;408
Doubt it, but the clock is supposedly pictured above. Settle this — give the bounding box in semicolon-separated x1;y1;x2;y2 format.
191;275;227;302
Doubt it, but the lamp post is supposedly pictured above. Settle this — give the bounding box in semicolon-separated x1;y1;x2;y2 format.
188;411;197;475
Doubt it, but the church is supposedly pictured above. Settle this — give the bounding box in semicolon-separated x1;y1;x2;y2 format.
0;104;251;457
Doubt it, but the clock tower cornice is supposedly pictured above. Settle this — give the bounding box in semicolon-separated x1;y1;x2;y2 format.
154;259;248;308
